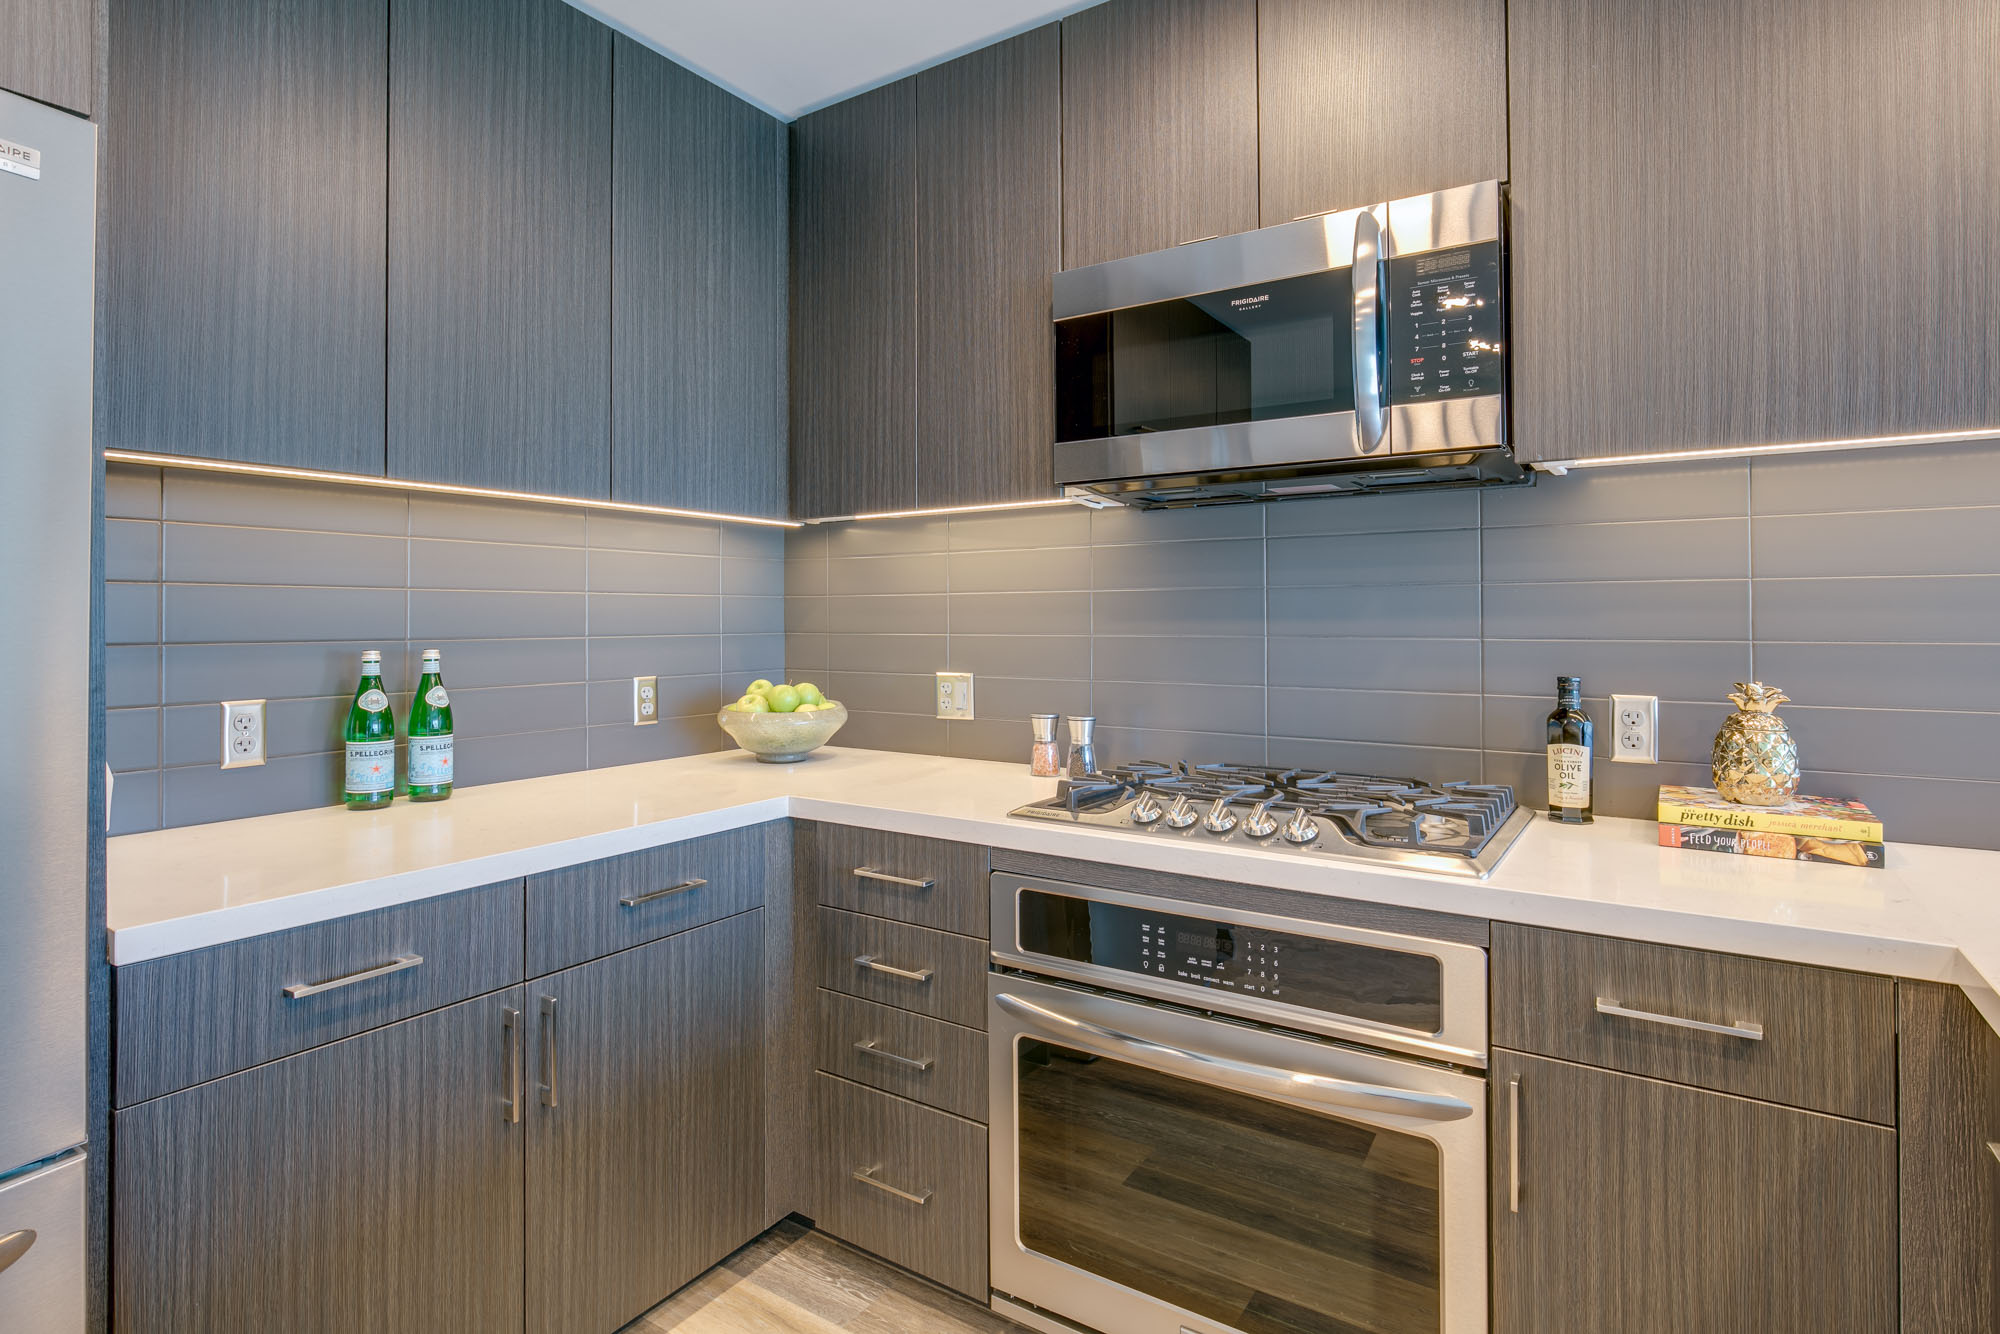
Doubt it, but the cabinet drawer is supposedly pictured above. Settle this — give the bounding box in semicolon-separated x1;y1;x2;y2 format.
526;822;779;975
1492;924;1895;1123
813;1072;987;1298
811;825;988;937
816;989;988;1122
115;879;524;1107
818;908;987;1029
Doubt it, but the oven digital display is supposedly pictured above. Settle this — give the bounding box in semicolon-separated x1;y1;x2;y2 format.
1384;239;1504;404
1014;889;1444;1033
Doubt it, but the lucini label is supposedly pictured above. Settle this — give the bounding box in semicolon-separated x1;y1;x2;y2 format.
345;741;395;794
1548;744;1591;808
409;736;453;786
425;685;449;708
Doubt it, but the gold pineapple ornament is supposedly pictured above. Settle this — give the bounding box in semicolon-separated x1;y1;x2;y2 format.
1712;682;1801;806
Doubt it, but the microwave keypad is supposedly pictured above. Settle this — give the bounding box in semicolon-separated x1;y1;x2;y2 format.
1385;240;1504;404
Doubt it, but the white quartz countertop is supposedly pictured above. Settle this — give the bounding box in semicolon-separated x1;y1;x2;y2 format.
108;747;2000;1033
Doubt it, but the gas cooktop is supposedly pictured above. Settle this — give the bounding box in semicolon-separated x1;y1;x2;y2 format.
1010;761;1534;879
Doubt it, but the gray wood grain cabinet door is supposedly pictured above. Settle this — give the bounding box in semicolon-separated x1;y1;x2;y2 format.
112;987;527;1334
389;0;611;498
789;80;916;519
0;0;92;114
1506;0;2000;463
1059;0;1258;270
1898;981;2000;1334
102;0;387;474
526;909;765;1334
1256;0;1507;225
912;26;1061;509
611;34;788;519
1491;1050;1897;1334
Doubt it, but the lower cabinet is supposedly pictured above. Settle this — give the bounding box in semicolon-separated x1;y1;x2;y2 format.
1490;1050;1897;1334
1898;980;2000;1333
113;988;528;1334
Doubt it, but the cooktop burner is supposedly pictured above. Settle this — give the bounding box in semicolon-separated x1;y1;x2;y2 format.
1011;761;1532;878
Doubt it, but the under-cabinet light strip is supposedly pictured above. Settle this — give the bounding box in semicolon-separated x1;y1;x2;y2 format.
101;450;806;529
1529;425;2000;474
820;496;1083;523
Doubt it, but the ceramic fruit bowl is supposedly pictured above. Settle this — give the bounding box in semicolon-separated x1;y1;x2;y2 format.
717;701;848;763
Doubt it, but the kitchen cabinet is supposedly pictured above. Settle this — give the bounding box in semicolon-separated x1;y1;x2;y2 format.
1898;981;2000;1334
611;34;788;519
1058;0;1258;270
388;0;612;497
912;26;1061;509
1506;0;2000;464
102;0;388;475
1255;0;1507;225
1491;1050;1896;1334
0;0;91;114
112;988;526;1334
526;909;765;1334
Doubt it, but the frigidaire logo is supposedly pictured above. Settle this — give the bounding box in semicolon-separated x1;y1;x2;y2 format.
1229;293;1270;308
0;137;41;180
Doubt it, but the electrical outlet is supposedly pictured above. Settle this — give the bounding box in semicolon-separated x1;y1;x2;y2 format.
220;699;266;769
1611;693;1659;764
935;671;974;720
632;676;659;726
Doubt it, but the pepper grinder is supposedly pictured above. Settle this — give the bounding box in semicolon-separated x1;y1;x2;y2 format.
1064;715;1098;778
1028;714;1061;777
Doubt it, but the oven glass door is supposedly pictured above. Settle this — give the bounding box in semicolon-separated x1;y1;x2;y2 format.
992;976;1486;1334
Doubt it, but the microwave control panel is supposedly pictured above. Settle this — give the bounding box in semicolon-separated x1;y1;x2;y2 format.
1384;240;1504;404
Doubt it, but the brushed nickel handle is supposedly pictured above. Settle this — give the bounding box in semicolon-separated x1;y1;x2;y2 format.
852;1165;932;1206
620;877;705;907
853;867;935;890
1177;233;1220;246
1507;1075;1522;1214
538;995;560;1108
1350;206;1387;455
855;955;933;984
853;1039;934;1072
1594;997;1765;1041
0;1230;34;1276
283;953;422;999
1988;1140;1999;1167
502;1007;521;1124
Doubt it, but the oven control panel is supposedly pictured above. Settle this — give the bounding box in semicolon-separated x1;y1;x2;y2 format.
1384;240;1504;404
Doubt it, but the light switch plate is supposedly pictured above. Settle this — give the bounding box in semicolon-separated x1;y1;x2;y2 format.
633;676;658;726
220;699;265;768
935;671;974;720
1611;693;1658;763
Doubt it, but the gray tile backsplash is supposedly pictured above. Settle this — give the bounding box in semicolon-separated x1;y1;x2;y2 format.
784;444;2000;850
107;464;784;835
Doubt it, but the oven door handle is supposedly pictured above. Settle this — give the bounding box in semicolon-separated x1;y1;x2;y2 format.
1351;205;1388;456
994;991;1474;1123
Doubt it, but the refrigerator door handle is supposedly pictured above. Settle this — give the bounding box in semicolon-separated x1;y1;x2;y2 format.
0;1228;34;1276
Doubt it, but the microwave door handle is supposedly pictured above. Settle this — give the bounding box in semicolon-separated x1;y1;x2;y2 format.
994;991;1472;1123
1351;206;1388;456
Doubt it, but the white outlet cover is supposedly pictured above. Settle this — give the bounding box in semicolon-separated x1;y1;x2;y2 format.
1610;693;1659;764
633;676;659;726
935;671;974;721
220;699;266;769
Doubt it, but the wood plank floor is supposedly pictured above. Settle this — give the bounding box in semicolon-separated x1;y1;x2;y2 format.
623;1219;1026;1334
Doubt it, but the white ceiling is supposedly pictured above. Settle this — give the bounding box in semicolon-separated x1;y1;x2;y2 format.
568;0;1101;121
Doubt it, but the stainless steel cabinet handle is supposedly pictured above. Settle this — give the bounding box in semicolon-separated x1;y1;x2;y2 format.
538;995;560;1108
0;1230;35;1276
855;955;933;984
1988;1140;1999;1167
620;877;705;908
1507;1075;1522;1214
282;953;423;999
502;1007;522;1124
1594;997;1765;1041
851;1165;932;1206
853;1039;934;1072
995;991;1473;1122
853;867;935;890
1350;206;1387;456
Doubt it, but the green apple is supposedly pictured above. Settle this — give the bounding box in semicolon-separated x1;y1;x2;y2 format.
747;679;775;695
794;682;825;706
732;692;771;713
767;684;802;713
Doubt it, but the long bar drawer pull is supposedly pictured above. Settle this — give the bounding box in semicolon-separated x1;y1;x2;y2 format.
854;1039;934;1072
1507;1075;1521;1214
852;1165;932;1206
539;995;560;1108
620;877;705;908
853;867;935;890
283;954;423;999
855;955;933;984
1594;997;1764;1041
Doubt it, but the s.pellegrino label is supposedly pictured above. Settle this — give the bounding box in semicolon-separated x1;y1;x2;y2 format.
344;650;397;810
407;648;454;801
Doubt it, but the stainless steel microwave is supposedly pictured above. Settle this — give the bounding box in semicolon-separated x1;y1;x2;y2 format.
1052;180;1525;507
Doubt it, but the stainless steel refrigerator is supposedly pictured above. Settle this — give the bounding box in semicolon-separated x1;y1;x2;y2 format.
0;87;96;1332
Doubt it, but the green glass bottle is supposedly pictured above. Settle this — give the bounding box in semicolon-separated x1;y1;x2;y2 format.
343;649;396;811
406;647;454;802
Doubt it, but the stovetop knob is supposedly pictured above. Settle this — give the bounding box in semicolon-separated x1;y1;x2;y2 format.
1131;791;1163;825
1282;807;1321;845
1241;799;1278;838
1202;797;1238;834
1164;794;1198;828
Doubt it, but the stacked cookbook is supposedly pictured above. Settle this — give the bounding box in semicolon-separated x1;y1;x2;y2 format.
1657;785;1886;869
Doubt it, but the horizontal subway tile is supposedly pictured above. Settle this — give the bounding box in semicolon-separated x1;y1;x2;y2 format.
588;548;721;595
720;525;783;560
106;707;159;771
783;556;829;597
587;716;719;769
821;593;948;636
826;671;936;715
108;768;160;835
456;728;588;788
106;464;162;519
163;469;406;536
426;638;586;689
410;589;583;640
1265;736;1485;785
786;595;832;635
1090;504;1262;545
1089;588;1260;637
1483;518;1748;583
409;538;585;592
1753;508;2000;579
1096;725;1265;768
1266;583;1480;638
722;595;784;635
164;642;406;705
949;590;1092;636
1093;635;1264;687
165;584;407;644
163;696;354;766
1753;642;2000;713
1093;537;1263;591
722;555;785;597
163;752;343;828
721;634;785;678
1268;636;1479;694
828;633;945;675
835;710;948;755
827;553;948;596
587;676;717;725
1485;580;1750;642
1481;694;1723;765
451;683;586;738
1267;529;1480;586
1265;687;1480;748
1484;750;1712;821
105;519;160;581
1792;771;2000;851
411;494;586;546
584;511;719;555
948;506;1091;550
974;676;1090;721
945;716;1029;764
823;517;950;557
1266;489;1479;536
106;583;160;645
1779;706;2000;784
1482;458;1748;527
1750;442;2000;515
1091;681;1265;736
784;633;829;674
947;545;1089;593
1753;576;2000;644
164;523;408;587
948;634;1092;680
584;593;720;637
1481;639;1750;700
588;635;720;681
784;525;828;560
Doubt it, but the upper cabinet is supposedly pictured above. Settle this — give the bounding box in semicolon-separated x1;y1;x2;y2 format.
0;0;92;115
102;0;389;475
1059;0;1258;270
611;36;788;519
1256;0;1508;224
388;0;612;498
1507;0;2000;464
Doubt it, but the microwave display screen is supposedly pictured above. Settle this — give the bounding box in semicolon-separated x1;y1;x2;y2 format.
1055;269;1354;444
1385;240;1504;404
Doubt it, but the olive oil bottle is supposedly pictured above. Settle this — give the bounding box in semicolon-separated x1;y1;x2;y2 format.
343;649;396;810
1546;675;1594;824
406;648;454;801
